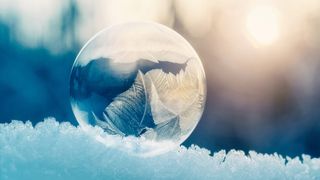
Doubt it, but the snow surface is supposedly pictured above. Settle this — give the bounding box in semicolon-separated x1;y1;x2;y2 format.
1;118;320;180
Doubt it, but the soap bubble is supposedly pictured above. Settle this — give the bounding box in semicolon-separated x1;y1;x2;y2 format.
70;22;206;156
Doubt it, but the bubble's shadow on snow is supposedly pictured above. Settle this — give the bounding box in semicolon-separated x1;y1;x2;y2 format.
1;118;319;180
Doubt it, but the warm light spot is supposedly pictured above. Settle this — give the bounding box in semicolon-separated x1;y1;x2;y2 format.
246;5;280;45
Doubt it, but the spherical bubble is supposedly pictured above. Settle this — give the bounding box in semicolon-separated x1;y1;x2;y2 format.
70;22;206;156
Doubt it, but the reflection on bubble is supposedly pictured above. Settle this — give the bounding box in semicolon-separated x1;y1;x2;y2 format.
70;22;206;156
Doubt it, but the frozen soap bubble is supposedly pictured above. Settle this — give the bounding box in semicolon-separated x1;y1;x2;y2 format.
70;22;206;156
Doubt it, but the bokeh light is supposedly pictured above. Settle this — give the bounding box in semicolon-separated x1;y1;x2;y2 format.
246;5;280;45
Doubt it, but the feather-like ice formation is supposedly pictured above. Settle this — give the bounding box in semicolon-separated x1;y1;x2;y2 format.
98;71;154;136
1;118;319;180
91;65;200;141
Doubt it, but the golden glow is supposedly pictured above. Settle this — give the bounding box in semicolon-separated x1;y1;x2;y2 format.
246;5;280;45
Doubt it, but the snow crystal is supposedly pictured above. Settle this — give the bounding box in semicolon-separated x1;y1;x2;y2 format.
1;118;319;180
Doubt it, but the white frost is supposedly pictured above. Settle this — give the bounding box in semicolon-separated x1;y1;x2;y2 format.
1;118;319;180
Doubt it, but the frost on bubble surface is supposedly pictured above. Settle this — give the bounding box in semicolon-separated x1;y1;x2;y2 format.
1;119;320;180
69;22;206;155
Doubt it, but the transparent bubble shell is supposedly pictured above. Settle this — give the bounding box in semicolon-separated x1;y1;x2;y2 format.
70;22;206;156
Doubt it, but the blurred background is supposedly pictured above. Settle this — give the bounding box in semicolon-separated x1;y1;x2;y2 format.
0;0;320;157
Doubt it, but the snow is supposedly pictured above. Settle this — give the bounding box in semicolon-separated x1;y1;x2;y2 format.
1;118;319;180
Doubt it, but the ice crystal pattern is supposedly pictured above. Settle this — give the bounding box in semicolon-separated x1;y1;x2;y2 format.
70;22;206;155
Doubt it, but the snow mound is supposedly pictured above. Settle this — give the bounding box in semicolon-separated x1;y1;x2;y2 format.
1;118;319;180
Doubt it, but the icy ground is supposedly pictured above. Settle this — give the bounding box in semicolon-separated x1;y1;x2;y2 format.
1;118;319;180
